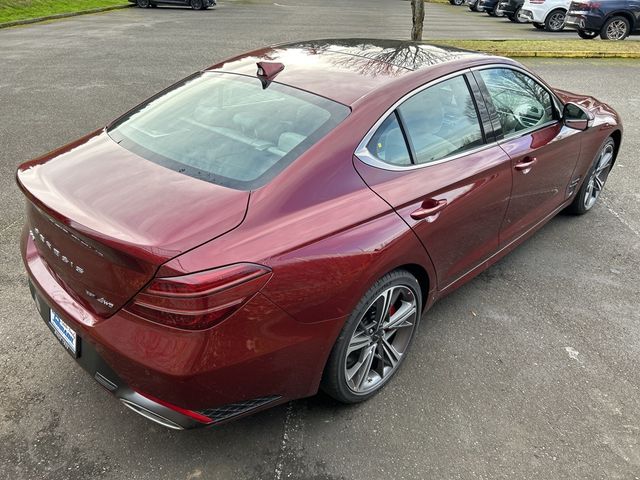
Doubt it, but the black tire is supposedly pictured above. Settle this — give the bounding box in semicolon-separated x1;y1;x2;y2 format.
578;29;598;39
136;0;150;7
544;8;566;32
533;22;545;29
566;137;616;215
190;0;203;9
513;7;526;23
469;3;479;11
507;14;516;22
600;16;630;40
450;0;464;5
321;269;423;403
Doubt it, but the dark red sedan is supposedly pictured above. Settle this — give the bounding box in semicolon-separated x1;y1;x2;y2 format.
17;39;622;429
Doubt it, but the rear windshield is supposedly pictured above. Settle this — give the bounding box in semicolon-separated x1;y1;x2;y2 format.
108;72;350;190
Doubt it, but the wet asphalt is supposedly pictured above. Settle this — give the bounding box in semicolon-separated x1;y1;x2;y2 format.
0;1;639;479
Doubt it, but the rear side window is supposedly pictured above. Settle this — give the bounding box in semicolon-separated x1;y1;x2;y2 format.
366;113;411;166
478;68;555;137
398;76;484;165
108;72;350;190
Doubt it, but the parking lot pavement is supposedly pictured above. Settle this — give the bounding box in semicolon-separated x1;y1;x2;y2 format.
1;2;639;479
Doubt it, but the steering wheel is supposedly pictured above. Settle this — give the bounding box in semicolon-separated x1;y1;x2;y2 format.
512;102;545;129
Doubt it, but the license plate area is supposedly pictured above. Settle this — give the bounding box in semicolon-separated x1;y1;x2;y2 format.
49;308;78;357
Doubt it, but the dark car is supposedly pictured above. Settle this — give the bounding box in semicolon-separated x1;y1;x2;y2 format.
468;0;481;11
498;0;527;21
17;39;622;429
566;0;640;39
478;0;505;15
129;0;215;9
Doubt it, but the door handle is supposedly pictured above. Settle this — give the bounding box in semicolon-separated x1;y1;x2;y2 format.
515;156;537;174
410;199;448;220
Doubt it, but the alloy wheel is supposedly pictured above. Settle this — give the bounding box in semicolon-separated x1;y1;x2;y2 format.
583;141;614;210
344;285;417;394
548;11;565;31
605;19;628;40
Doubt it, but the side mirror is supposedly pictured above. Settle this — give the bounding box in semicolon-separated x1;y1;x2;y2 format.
563;102;592;131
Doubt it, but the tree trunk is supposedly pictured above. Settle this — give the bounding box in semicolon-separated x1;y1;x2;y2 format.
411;0;425;41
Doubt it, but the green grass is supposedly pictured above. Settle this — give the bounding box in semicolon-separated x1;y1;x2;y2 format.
433;39;640;57
0;0;128;24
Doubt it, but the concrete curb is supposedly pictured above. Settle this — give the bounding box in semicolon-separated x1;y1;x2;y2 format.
0;4;133;29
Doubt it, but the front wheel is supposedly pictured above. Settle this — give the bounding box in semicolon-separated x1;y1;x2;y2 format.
566;138;616;215
601;16;630;40
545;9;566;32
190;0;204;9
450;0;465;5
136;0;150;7
321;270;422;403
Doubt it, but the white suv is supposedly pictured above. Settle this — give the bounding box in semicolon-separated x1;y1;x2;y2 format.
519;0;571;31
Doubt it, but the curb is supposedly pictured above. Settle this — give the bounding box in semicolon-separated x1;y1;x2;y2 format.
0;4;133;29
482;50;640;58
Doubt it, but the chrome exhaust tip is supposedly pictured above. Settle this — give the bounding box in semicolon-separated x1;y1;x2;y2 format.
120;398;184;430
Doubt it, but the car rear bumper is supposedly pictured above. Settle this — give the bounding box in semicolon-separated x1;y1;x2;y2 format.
22;229;344;428
564;12;602;31
498;2;517;15
519;5;547;23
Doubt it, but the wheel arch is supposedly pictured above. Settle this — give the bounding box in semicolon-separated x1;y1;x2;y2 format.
545;7;567;20
605;11;635;30
610;129;622;166
397;263;431;311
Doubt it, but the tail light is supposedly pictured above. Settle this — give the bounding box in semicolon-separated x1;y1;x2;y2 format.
530;0;545;4
125;263;272;330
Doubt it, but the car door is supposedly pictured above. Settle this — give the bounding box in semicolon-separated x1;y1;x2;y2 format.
354;73;513;290
473;67;582;247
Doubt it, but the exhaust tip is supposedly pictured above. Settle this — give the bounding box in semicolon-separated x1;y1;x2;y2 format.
120;399;184;430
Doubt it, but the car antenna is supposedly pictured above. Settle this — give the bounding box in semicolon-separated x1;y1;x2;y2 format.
256;61;284;89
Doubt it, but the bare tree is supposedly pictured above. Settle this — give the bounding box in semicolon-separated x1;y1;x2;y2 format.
411;0;425;41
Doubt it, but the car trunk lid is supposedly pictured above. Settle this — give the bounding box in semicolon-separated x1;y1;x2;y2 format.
17;132;249;317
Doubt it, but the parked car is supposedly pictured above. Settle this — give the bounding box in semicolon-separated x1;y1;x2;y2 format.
129;0;215;9
566;0;640;39
17;39;622;429
468;0;481;11
519;0;571;31
499;0;527;22
479;0;506;15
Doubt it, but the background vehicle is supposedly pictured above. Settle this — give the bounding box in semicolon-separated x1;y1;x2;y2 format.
450;0;466;5
17;39;622;429
519;0;571;31
129;0;215;9
499;0;527;21
566;0;640;39
479;0;506;15
468;0;481;11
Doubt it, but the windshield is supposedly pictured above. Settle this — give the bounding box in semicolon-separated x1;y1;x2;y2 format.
108;72;350;190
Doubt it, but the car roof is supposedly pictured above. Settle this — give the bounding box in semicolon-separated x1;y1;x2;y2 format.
205;38;495;106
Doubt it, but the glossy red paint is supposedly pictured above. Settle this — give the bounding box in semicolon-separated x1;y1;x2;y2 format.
17;39;622;427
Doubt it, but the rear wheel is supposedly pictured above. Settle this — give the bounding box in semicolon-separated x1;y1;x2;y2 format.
450;0;465;5
321;270;422;403
136;0;150;7
190;0;204;9
469;3;479;11
533;22;545;29
578;29;598;39
567;138;615;215
545;9;566;31
600;16;630;40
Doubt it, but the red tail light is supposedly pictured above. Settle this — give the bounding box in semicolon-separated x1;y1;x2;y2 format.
125;263;272;330
530;0;545;4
